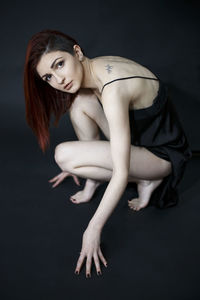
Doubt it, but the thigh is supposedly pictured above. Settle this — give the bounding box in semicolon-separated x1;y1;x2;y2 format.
129;146;172;179
55;141;172;180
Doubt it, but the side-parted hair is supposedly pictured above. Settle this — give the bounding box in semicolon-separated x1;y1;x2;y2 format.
23;29;85;153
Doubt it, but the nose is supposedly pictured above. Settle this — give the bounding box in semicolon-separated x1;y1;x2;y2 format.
54;73;64;85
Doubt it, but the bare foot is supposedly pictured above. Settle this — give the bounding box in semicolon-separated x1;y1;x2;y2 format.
70;178;102;204
128;179;163;211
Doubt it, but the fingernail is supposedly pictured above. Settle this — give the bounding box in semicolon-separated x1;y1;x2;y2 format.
75;270;79;275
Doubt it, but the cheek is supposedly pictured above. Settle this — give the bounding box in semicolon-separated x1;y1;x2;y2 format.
50;77;57;87
62;60;83;81
61;63;73;78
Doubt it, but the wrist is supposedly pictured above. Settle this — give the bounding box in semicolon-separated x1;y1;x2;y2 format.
88;219;103;233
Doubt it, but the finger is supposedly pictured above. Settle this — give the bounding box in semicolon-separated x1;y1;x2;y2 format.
52;173;70;188
62;172;70;178
72;175;81;186
75;253;85;274
49;176;59;182
93;252;102;275
98;247;108;267
61;174;69;181
52;179;63;188
86;255;92;278
64;171;70;176
49;172;69;183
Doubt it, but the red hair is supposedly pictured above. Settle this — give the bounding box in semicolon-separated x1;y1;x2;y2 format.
23;29;83;153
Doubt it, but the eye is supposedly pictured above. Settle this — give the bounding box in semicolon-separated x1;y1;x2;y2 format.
44;60;64;82
45;74;52;82
56;60;64;68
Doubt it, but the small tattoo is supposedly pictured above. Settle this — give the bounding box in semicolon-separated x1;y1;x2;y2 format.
105;64;113;74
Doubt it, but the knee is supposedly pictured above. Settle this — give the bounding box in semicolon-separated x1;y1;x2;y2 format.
162;160;172;177
54;142;71;165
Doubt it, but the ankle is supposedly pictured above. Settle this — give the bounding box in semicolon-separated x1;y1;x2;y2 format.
138;179;151;185
85;178;101;188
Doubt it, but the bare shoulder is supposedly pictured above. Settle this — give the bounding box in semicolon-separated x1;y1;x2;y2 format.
91;55;138;85
91;55;140;106
91;56;159;109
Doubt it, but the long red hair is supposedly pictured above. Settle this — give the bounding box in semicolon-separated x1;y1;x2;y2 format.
23;29;84;153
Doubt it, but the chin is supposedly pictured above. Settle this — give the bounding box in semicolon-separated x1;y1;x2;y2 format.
64;86;79;94
71;81;81;93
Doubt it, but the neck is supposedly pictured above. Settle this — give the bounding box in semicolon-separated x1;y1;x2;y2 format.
80;57;99;91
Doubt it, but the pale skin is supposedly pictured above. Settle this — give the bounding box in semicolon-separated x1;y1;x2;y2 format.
36;46;172;278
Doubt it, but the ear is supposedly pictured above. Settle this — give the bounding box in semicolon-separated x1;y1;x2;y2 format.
73;44;83;61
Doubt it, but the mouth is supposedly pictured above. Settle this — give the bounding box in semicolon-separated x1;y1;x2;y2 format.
64;81;73;90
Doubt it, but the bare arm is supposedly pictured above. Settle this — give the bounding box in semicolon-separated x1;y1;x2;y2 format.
74;88;131;276
88;88;131;231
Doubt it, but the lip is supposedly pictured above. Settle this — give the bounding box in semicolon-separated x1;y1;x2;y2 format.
64;81;73;90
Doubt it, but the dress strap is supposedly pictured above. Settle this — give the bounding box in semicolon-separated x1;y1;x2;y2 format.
101;75;159;94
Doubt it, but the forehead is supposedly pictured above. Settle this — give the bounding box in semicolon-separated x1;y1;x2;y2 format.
36;50;70;76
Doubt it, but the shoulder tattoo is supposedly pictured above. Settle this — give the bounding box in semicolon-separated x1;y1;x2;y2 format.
105;64;113;74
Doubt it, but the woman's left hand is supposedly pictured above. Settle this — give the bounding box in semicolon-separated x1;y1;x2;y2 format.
74;226;108;277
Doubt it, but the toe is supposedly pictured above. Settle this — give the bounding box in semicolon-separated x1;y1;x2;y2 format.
70;197;78;204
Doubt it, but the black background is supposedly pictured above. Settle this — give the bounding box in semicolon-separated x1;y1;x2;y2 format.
1;1;200;299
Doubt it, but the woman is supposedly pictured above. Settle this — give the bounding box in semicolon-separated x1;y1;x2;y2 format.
23;29;192;278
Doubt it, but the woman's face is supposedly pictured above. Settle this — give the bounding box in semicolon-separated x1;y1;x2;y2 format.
36;46;83;93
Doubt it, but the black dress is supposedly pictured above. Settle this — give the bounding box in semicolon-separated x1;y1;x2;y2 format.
100;75;193;209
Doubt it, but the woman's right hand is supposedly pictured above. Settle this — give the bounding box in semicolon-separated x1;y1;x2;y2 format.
48;171;81;188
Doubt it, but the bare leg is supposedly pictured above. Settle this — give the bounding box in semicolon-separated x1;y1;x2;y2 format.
69;178;102;204
59;91;172;208
68;90;110;203
128;179;163;211
54;140;172;209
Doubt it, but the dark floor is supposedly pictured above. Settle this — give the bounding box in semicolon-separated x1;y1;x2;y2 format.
1;127;200;300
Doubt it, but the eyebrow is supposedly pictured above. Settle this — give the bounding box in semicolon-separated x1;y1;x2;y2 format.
41;56;63;79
